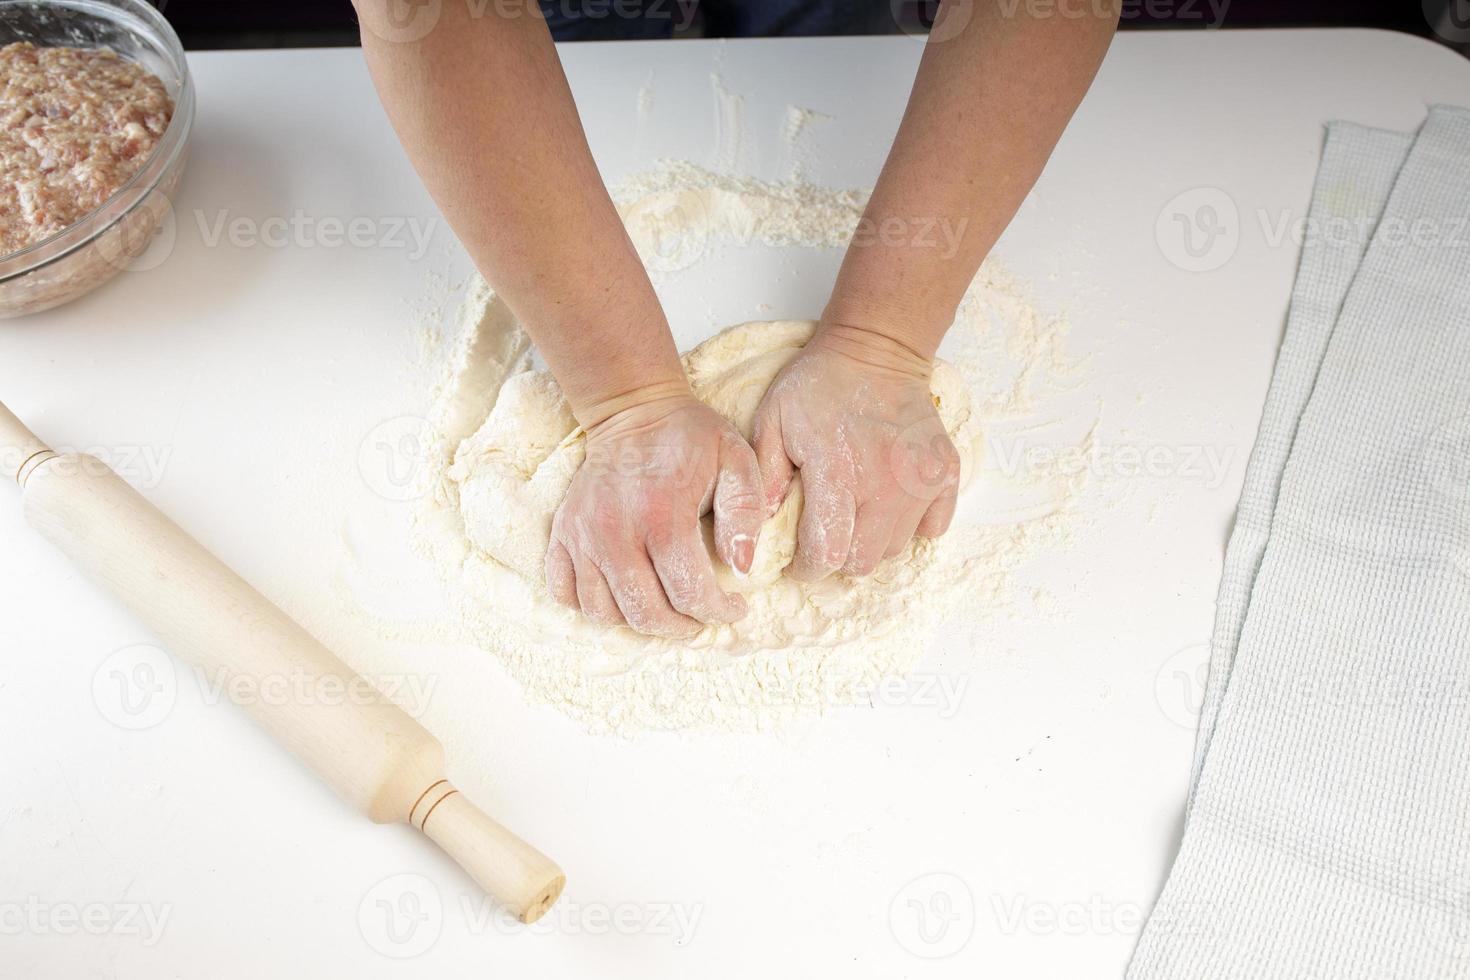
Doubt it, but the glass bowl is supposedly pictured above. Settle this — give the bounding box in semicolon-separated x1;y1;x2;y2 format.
0;0;194;318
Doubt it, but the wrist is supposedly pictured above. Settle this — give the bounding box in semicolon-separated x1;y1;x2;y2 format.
518;288;691;433
823;256;959;363
809;320;935;382
579;378;695;437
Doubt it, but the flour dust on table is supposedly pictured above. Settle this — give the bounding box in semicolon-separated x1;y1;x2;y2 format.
408;163;1098;735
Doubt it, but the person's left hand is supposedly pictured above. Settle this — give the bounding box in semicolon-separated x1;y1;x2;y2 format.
750;322;962;582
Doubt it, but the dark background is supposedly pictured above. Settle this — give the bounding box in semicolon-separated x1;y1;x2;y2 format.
152;1;1463;51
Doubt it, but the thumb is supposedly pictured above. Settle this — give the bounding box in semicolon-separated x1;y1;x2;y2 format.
751;408;795;518
712;433;765;577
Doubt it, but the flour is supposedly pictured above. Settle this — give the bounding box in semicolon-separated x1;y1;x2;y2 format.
636;69;655;120
782;105;832;145
612;160;868;276
406;161;1097;735
708;73;748;173
779;105;832;179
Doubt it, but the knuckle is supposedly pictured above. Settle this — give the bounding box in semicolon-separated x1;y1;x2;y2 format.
572;582;603;616
655;562;718;621
803;545;845;575
609;580;659;634
619;602;651;631
590;500;625;536
629;614;665;636
567;506;618;548
721;425;751;452
640;492;674;530
715;481;764;518
546;568;574;604
666;571;705;607
666;588;709;620
583;602;621;626
752;414;783;452
924;508;955;537
629;607;677;637
645;525;677;556
842;539;881;575
939;444;961;484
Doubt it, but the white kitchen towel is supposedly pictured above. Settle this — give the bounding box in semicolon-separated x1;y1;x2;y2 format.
1189;123;1413;797
1131;105;1470;978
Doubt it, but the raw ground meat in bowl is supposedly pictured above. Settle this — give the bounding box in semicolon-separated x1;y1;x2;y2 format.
0;0;194;318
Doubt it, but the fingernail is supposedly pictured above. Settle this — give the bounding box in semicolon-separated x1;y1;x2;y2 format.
732;533;755;575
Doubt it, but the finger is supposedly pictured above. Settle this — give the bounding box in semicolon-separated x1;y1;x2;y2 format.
604;552;704;639
712;433;764;577
572;551;625;627
648;523;748;625
895;429;961;506
885;504;927;560
843;504;899;578
916;483;959;539
546;540;577;608
788;466;856;583
751;407;795;518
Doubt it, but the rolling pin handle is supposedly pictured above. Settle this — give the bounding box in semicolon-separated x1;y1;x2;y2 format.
0;400;55;487
410;778;566;925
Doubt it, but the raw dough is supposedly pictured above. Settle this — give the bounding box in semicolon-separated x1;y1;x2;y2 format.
397;164;1095;734
451;319;977;600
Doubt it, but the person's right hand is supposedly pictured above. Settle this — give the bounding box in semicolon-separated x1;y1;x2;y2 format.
545;394;766;638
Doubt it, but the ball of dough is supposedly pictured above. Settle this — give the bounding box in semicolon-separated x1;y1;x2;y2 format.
452;320;978;598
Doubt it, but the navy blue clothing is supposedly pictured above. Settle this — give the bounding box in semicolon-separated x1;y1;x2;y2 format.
539;0;896;40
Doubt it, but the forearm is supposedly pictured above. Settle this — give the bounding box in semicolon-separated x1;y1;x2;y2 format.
824;0;1119;361
353;2;686;428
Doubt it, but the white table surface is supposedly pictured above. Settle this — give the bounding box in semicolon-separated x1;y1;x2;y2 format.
3;28;1469;980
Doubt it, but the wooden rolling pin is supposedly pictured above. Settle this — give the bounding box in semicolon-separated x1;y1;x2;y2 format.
0;400;564;924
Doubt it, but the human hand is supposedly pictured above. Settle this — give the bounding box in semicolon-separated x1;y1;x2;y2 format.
545;394;765;637
751;323;962;582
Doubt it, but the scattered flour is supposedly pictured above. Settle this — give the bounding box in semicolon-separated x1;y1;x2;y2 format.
636;69;655;120
783;105;832;145
780;105;832;178
708;73;748;173
384;161;1100;736
613;160;868;276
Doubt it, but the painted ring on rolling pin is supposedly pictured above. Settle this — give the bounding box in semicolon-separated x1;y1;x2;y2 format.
16;449;58;488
